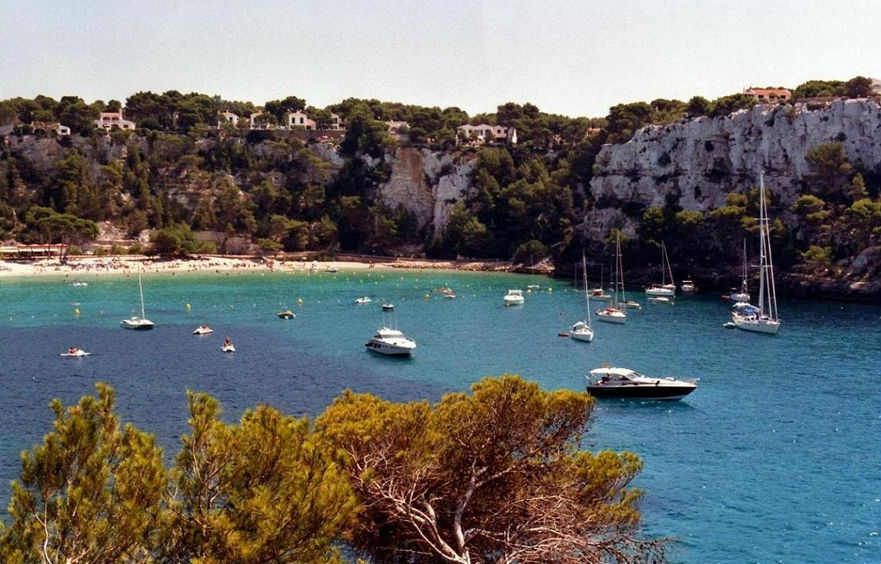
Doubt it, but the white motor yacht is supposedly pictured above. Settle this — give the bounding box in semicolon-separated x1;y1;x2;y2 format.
586;366;698;401
503;289;525;306
365;327;416;356
193;325;214;335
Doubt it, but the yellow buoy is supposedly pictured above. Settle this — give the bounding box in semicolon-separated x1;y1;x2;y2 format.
297;298;303;304
73;308;80;316
185;303;191;310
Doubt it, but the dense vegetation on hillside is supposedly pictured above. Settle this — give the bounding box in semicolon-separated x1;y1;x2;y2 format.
0;378;664;564
1;76;878;291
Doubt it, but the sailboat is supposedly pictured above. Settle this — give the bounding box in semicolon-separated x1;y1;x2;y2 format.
120;271;154;330
729;239;751;302
587;263;612;301
570;251;595;341
732;172;780;334
645;241;676;296
596;233;627;323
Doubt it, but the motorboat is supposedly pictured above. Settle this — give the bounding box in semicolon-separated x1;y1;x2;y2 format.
69;280;88;287
324;266;338;273
648;296;672;304
732;172;780;334
120;271;154;330
277;309;296;319
645;242;676;296
681;279;696;293
527;284;540;290
221;337;236;353
569;251;594;342
382;303;395;311
365;327;416;356
193;325;214;335
503;289;525;306
439;286;456;299
354;296;372;305
61;346;90;358
586;366;698;401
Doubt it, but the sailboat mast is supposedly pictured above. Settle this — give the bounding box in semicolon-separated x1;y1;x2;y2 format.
617;233;627;304
138;272;146;318
760;173;778;321
757;173;767;315
582;250;591;319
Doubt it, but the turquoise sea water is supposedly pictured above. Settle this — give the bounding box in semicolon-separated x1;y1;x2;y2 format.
0;269;879;563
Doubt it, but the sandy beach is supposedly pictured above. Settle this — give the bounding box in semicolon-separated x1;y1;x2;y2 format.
0;255;522;280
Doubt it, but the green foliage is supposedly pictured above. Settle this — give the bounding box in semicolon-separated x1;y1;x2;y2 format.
805;142;853;202
317;375;665;564
150;222;207;256
793;79;845;99
686;96;711;117
159;392;357;564
0;384;165;564
707;93;756;118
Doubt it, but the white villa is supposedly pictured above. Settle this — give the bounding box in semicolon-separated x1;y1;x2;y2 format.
286;111;316;130
95;111;135;131
218;111;239;126
457;123;517;145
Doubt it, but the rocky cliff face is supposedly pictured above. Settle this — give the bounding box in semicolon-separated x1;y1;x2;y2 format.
588;99;881;236
378;147;475;235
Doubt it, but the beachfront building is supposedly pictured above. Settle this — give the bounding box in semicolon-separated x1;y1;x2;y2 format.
457;123;517;146
95;111;136;131
743;87;792;103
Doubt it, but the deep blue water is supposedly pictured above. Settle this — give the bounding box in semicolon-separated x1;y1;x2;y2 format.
0;269;879;564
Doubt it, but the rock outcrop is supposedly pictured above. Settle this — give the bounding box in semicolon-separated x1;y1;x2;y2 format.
588;99;881;236
378;147;475;234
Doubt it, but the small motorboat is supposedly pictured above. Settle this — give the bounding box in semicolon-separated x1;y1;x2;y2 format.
277;310;296;319
723;321;736;328
439;286;456;299
365;327;416;356
586;366;698;401
61;346;90;358
69;280;88;287
648;296;672;304
382;303;395;311
324;266;339;273
193;325;214;335
221;337;236;353
503;289;525;306
680;279;696;293
527;284;540;290
355;296;372;305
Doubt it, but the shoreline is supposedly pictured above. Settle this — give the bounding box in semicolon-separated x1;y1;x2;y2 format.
0;254;527;280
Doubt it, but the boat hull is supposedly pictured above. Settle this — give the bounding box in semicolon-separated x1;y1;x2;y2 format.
365;340;414;356
587;384;696;401
645;287;675;297
569;328;594;342
121;319;154;330
732;316;780;334
596;310;626;324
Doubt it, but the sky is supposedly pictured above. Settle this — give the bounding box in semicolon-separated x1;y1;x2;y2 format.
1;0;879;118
